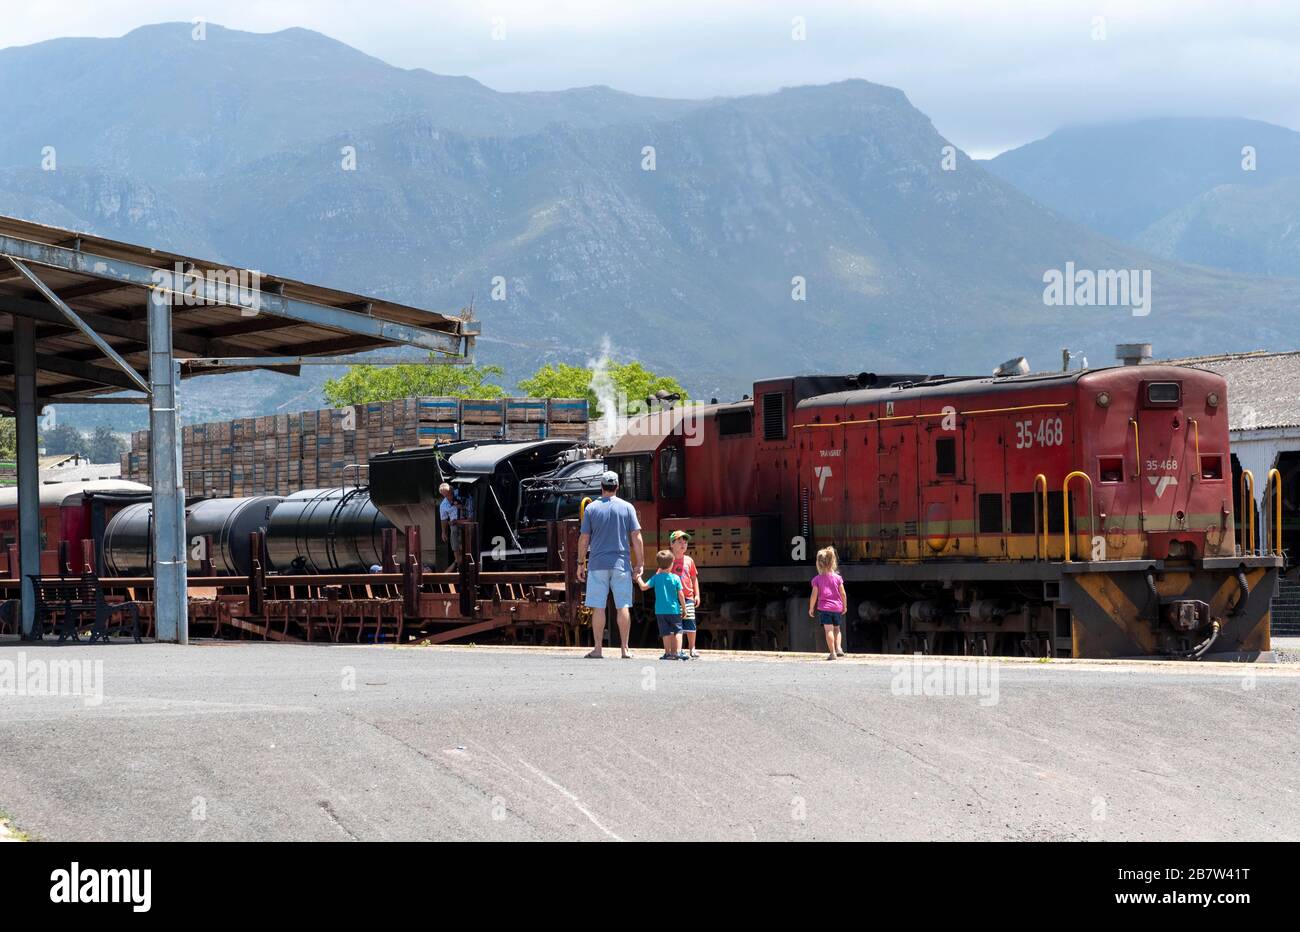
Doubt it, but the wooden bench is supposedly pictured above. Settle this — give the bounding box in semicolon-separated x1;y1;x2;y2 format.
28;574;141;643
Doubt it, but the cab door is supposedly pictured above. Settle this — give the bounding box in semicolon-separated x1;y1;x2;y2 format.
919;420;973;558
969;416;1009;558
843;421;876;561
875;422;913;560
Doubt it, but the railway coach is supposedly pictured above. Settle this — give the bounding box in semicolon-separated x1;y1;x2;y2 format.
0;479;151;577
606;364;1280;660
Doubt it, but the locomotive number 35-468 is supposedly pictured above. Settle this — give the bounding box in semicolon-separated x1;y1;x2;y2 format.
1014;417;1064;450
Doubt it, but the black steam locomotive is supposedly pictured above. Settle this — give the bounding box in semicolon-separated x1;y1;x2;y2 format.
98;438;602;577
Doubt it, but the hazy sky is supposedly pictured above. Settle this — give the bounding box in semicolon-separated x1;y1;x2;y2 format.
5;0;1299;156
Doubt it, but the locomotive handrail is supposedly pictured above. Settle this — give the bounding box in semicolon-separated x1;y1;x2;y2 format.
579;496;593;526
1268;467;1282;555
1034;473;1048;560
1129;418;1141;480
1240;469;1255;556
1189;419;1200;480
1062;470;1095;563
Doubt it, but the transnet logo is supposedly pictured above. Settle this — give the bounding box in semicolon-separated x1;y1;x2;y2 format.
1148;475;1178;498
814;465;832;494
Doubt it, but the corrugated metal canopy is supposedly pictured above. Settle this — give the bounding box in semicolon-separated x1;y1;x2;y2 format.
0;215;476;406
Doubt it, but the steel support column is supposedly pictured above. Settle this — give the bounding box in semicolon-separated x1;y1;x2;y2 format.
148;290;187;643
13;316;40;638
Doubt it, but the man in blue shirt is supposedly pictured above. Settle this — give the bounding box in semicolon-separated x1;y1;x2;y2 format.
438;482;462;571
577;470;644;658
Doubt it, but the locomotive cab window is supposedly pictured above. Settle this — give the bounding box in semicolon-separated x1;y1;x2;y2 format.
608;456;653;502
935;437;957;477
718;409;753;437
1145;381;1181;406
658;445;685;499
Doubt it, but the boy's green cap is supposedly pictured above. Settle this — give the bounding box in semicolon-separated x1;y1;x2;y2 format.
669;530;691;542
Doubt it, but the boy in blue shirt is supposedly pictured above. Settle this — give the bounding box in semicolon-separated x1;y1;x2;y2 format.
635;550;688;660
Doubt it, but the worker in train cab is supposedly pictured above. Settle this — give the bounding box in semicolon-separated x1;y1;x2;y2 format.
438;482;463;571
809;546;847;660
669;530;701;659
577;470;644;658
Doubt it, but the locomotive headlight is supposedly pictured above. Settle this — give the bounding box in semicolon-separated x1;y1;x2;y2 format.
1207;392;1220;408
1096;391;1111;408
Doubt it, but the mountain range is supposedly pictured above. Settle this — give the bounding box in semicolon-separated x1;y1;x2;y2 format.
986;118;1300;278
1;23;1298;430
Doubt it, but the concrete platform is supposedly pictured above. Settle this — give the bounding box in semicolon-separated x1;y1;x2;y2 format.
0;641;1297;841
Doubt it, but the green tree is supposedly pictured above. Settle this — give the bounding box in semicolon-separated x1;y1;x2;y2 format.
323;358;507;406
518;360;687;418
0;417;14;461
516;363;594;404
87;426;127;464
40;423;86;456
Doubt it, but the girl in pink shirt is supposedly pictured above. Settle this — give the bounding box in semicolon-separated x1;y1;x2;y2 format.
808;546;847;660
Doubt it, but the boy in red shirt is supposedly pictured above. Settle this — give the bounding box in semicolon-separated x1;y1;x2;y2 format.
669;530;701;658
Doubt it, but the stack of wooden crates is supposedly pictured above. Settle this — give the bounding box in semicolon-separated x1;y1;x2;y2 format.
122;396;589;497
460;399;506;440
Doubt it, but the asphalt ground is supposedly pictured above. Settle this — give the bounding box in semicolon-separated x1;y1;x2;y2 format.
0;640;1296;841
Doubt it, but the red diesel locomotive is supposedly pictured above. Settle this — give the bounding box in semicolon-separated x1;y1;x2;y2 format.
607;364;1279;659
